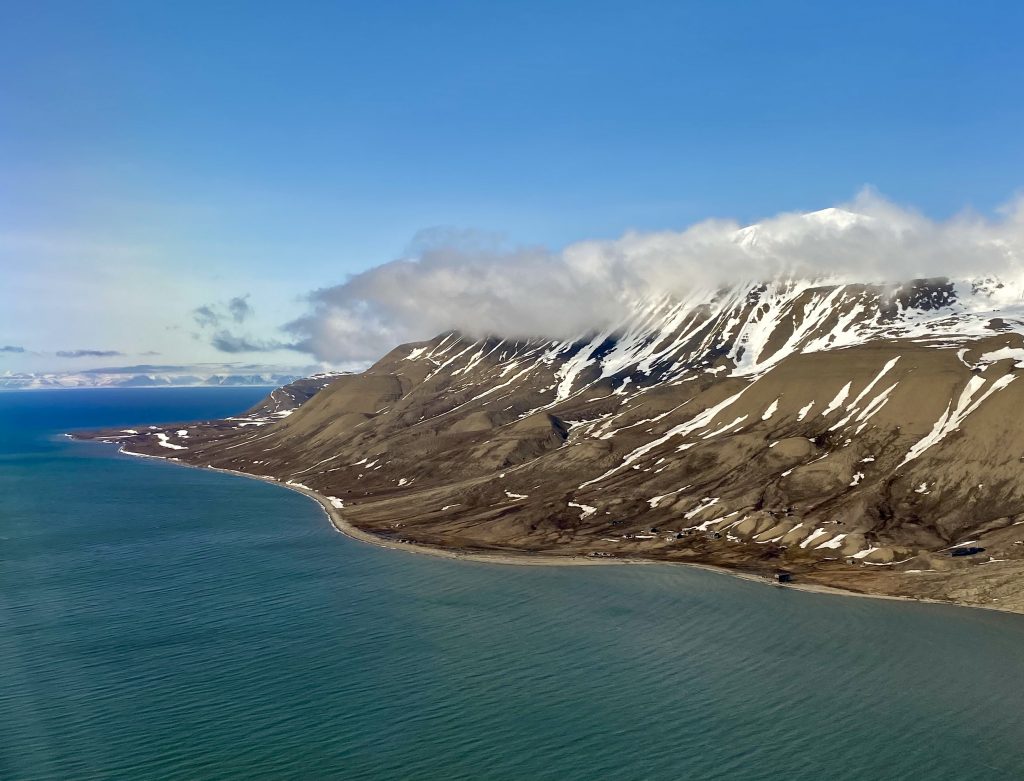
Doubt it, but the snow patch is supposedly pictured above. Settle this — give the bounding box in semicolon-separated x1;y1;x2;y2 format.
800;528;829;548
154;432;186;450
684;497;720;520
852;547;879;560
816;533;848;550
821;382;852;416
901;374;1016;465
568;501;597;519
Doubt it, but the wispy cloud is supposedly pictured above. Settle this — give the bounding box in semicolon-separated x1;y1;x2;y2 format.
227;295;253;323
192;294;254;329
284;190;1024;362
191;295;284;354
192;305;222;328
0;232;155;260
56;349;124;358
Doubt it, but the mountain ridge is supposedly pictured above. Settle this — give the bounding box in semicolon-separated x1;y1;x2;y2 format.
75;275;1024;612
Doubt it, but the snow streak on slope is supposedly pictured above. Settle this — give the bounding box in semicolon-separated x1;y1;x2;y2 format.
435;275;1024;406
900;374;1016;465
388;275;1024;461
578;387;752;489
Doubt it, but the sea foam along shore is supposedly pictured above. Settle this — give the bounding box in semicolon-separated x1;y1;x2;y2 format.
83;438;1024;616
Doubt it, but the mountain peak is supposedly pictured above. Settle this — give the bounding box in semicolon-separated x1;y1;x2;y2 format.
734;207;868;249
802;206;866;228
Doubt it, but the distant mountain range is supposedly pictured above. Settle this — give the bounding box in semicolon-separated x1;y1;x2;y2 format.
0;363;341;389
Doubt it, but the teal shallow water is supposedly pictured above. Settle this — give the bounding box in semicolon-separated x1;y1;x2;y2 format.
2;388;1024;780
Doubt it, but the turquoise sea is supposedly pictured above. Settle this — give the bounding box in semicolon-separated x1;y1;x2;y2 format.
2;388;1024;780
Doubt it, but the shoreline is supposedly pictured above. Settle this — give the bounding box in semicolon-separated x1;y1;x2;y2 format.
87;440;1023;617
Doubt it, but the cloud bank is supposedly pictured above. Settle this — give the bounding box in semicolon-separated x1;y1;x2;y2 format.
286;191;1024;362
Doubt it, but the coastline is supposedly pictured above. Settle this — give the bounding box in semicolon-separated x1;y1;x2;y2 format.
95;440;1024;617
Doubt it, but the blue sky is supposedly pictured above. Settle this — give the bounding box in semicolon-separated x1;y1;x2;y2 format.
3;1;1024;371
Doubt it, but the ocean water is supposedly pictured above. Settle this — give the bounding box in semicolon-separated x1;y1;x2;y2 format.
2;388;1024;780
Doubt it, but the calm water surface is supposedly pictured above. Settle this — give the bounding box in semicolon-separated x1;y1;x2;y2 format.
2;388;1023;780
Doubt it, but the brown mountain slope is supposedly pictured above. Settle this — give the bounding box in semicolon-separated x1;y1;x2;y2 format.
77;281;1024;611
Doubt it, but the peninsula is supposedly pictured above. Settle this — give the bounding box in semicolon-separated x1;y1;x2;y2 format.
76;271;1024;613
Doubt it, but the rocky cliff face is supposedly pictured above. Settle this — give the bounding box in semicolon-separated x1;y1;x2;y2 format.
83;278;1024;609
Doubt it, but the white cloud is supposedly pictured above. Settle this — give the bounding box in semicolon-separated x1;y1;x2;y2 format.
287;190;1024;362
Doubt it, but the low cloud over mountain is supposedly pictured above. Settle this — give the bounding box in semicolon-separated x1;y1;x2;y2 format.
285;191;1024;363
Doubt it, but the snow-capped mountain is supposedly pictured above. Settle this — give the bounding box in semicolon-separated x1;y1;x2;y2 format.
75;234;1024;610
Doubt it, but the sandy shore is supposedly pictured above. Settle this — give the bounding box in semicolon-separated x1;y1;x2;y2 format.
94;441;1021;616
